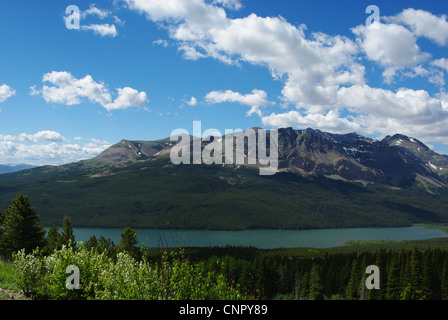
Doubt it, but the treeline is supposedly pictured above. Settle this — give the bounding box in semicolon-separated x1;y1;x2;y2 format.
2;160;448;231
185;246;448;300
2;194;448;300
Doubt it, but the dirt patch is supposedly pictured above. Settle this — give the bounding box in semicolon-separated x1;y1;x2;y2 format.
0;288;29;300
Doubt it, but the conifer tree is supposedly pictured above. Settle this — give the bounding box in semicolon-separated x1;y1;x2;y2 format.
440;261;448;300
118;227;141;260
385;255;401;300
345;260;359;300
309;263;324;300
61;215;75;247
43;225;62;255
0;194;45;257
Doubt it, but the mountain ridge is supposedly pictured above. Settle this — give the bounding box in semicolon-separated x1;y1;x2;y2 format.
1;127;448;230
92;127;448;188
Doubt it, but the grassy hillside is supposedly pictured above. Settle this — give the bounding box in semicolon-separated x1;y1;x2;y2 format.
1;155;448;230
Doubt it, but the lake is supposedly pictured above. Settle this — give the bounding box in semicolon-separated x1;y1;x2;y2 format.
64;225;448;249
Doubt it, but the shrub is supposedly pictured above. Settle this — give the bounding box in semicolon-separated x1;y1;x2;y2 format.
12;244;246;300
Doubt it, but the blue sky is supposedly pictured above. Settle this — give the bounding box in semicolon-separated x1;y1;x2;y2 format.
0;0;447;165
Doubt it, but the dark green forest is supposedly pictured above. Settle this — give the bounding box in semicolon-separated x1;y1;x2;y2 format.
2;194;448;300
1;156;448;231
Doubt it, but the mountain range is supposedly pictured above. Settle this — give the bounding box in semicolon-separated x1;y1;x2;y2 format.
95;127;448;188
0;164;36;174
0;127;448;230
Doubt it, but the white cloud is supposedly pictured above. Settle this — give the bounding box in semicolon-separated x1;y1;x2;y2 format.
152;39;168;47
82;4;111;20
81;24;118;37
0;131;112;166
18;130;66;143
33;71;148;111
125;0;364;111
205;89;273;116
212;0;243;11
352;22;430;83
104;87;148;111
262;109;362;134
187;96;198;106
391;8;448;46
125;2;448;145
64;4;120;37
432;58;448;72
0;84;15;103
263;85;448;144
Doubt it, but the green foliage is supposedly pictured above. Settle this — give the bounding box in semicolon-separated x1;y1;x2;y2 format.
0;194;45;258
61;215;75;247
1;160;448;230
0;260;19;291
12;244;247;300
43;225;62;255
117;227;141;261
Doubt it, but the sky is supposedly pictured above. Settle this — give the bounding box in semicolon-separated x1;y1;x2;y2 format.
0;0;447;166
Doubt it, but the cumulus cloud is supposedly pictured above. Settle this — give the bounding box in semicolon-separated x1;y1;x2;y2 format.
33;71;148;112
432;58;448;72
104;87;149;111
65;4;121;37
82;4;111;20
0;84;15;103
187;96;198;106
124;1;448;145
0;131;111;166
213;0;243;11
262;109;362;134
391;8;448;46
81;24;118;37
263;85;448;144
125;0;365;113
352;22;430;83
205;89;273;116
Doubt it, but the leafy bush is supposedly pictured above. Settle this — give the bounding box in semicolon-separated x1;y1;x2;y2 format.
12;243;246;300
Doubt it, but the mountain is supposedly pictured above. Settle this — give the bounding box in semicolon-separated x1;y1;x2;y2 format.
0;164;36;174
94;127;448;188
0;127;448;230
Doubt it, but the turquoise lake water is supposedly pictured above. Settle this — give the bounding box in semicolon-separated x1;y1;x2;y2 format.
63;225;448;249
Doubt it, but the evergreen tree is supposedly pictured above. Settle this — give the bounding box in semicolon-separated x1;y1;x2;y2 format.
118;227;141;260
309;263;324;300
61;215;75;247
440;261;448;300
369;249;386;300
422;251;438;300
43;225;62;255
385;255;401;300
85;235;99;252
345;260;359;300
0;194;45;257
410;246;423;290
300;272;310;300
98;235;116;259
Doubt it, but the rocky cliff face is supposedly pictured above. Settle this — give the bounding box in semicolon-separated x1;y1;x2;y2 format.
94;127;448;188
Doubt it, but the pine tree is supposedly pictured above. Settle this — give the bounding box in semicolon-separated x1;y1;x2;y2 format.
300;271;310;300
345;260;359;300
43;225;62;255
410;246;423;290
0;194;45;257
440;260;448;300
85;235;99;252
385;255;401;300
422;251;438;300
118;227;141;260
61;215;75;247
309;263;324;300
